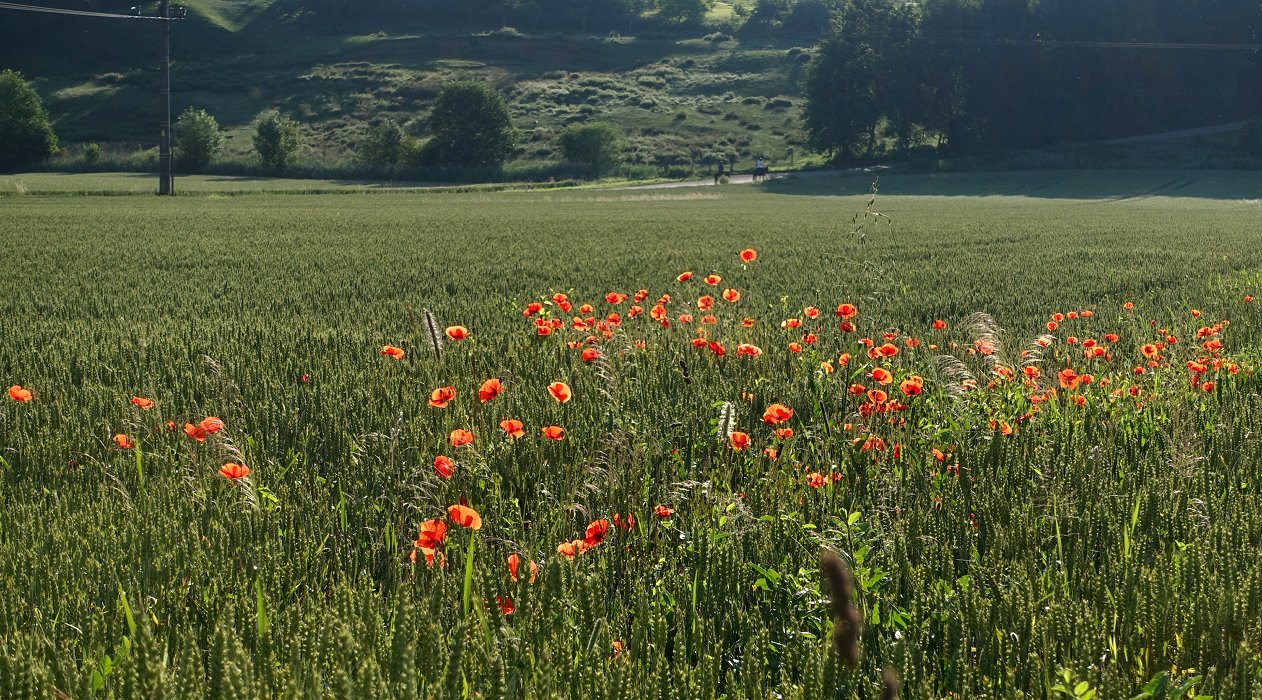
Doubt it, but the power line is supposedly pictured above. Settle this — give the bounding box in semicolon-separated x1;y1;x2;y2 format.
0;1;177;20
923;36;1262;51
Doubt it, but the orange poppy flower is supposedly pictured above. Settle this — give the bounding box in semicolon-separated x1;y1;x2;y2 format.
708;341;726;356
739;248;757;263
183;423;207;441
445;326;470;341
836;303;858;319
654;505;675;518
113;434;134;450
932;319;947;330
433;455;455;479
1058;368;1081;390
764;447;779;460
899;376;924;397
1140;343;1160;359
762;403;794;425
581;347;600;362
804;306;821;319
547;381;572;403
130;396;155;410
199;416;224;434
429;386;456;408
806;472;826;489
556;539;588;560
541;425;566;441
1245;295;1255;303
697;295;714;311
605;292;627;305
500;419;525;439
774;427;794;439
736;343;763;358
848;383;865;395
730;431;751;450
508;553;538;583
650;304;668;323
705;274;722;286
867;389;888;404
495;596;515;616
381;345;406;360
584;519;610;547
8;385;32;402
524;302;544;317
677;271;694;282
838;353;852;366
477;378;503;403
219;462;250;479
614;512;637;530
448;504;482;530
416;519;447;549
870;368;893;385
1123;301;1135;310
876;343;899;357
449;429;474;447
722;288;741;303
788;342;803;354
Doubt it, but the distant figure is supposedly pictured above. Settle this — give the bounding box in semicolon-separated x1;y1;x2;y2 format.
753;157;768;183
714;161;725;185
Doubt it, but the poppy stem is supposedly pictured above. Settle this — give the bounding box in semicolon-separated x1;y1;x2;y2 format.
461;532;476;617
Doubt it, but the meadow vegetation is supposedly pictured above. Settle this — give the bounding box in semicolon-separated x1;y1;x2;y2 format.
2;177;1262;696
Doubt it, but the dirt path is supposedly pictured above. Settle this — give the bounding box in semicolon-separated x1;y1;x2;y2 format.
613;166;884;190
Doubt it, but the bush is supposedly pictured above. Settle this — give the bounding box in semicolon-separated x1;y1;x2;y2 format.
557;122;625;177
175;107;223;172
83;143;102;163
0;70;58;171
420;81;516;169
253;110;303;174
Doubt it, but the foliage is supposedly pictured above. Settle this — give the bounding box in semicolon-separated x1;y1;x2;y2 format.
1;183;1262;697
656;0;708;24
420;81;517;169
175;107;224;173
557;121;625;175
83;143;101;163
357;119;419;170
0;69;57;171
252;110;303;174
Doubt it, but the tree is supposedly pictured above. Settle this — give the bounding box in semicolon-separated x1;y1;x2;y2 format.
420;81;516;169
0;70;58;171
253;110;303;173
358;119;417;171
557;122;624;176
656;0;707;24
175;107;223;172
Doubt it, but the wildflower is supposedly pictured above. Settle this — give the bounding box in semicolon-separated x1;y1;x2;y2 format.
541;425;566;441
548;381;573;403
899;376;924;397
445;326;470;341
730;431;751;450
836;303;858;319
722;288;741;303
736;343;763;358
739;248;757;263
448;429;474;447
219;462;250;479
584;519;610;547
762;403;794;425
508;553;538;583
804;306;821;319
496;596;515;615
429;386;456;408
654;505;675;518
933;319;947;330
870;368;893;385
557;539;588;560
113;434;134;450
416;519;447;550
807;472;826;489
381;345;406;360
448;504;482;530
475;378;503;403
606;292;627;304
705;274;722;286
500;419;525;439
183;423;207;442
677;271;694;282
8;385;32;402
433;455;455;479
130;396;154;410
199;416;224;434
581;347;600;362
613;512;636;530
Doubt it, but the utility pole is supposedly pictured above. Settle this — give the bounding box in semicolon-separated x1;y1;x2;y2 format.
158;0;173;195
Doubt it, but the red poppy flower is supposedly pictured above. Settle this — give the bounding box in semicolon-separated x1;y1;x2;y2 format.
606;292;627;305
449;429;474;447
677;271;694;282
541;425;566;441
1246;295;1255;303
433;455;455;479
867;389;888;404
557;539;588;560
1123;301;1135;310
736;343;763;358
381;345;406;360
613;513;636;530
445;326;470;341
932;319;947;330
899;376;924;397
697;295;714;311
876;343;899;357
1058;368;1081;390
429;386;456;408
729;431;750;450
476;378;503;403
762;403;794;425
739;248;757;263
198;416;224;434
654;505;675;518
495;596;515;616
650;304;668;323
804;306;821;319
788;342;803;354
547;381;572;403
839;321;856;333
8;385;32;402
806;473;826;489
113;434;134;450
219;462;250;479
508;553;538;583
581;347;600;362
448;504;482;530
722;288;740;303
416;519;447;549
1140;343;1160;359
500;419;525;439
524;302;544;317
130;396;154;410
870;368;893;385
848;383;865;395
836;303;858;319
704;274;722;286
183;423;207;442
584;519;610;547
709;341;726;357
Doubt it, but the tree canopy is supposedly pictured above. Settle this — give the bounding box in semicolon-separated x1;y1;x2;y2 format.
421;81;517;169
0;70;58;171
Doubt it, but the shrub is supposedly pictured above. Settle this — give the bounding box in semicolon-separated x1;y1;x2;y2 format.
175;107;223;172
357;119;417;170
557;121;624;176
419;81;516;169
0;69;58;170
83;143;102;163
253;110;303;174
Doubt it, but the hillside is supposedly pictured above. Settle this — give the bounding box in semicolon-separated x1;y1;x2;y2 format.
0;0;820;173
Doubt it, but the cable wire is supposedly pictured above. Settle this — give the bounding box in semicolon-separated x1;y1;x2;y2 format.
0;1;178;20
